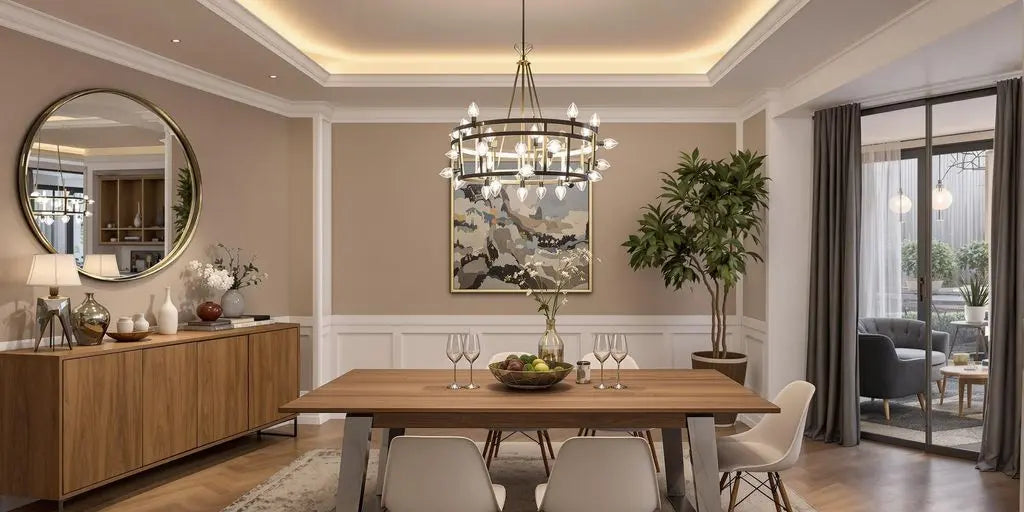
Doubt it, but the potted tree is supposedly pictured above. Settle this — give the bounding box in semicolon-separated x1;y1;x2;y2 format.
623;149;768;426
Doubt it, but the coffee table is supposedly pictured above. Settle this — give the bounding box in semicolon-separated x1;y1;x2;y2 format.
939;365;989;416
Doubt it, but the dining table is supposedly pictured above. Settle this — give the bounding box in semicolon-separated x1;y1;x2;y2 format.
280;368;779;512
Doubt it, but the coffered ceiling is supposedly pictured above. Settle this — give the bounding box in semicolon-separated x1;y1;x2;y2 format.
4;0;1017;115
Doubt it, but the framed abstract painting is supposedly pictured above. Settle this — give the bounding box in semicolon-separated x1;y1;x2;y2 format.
451;182;592;293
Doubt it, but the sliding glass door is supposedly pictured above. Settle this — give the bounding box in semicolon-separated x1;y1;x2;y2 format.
858;90;995;457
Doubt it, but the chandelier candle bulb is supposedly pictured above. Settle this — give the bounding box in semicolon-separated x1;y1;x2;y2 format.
596;159;611;171
555;183;567;200
566;102;579;119
536;186;547;199
517;186;529;202
468;102;480;118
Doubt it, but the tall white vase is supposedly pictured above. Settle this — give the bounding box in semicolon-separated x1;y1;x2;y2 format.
157;287;179;334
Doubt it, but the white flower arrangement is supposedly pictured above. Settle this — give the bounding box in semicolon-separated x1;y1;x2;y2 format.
508;247;596;324
187;260;233;291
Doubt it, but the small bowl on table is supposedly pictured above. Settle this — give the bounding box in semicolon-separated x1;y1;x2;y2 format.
106;330;153;342
488;361;575;390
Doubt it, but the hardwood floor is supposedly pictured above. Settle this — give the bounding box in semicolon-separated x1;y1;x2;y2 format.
15;421;1018;512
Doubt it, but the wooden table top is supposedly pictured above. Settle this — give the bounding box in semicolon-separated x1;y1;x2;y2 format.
282;369;778;428
939;365;989;380
0;322;299;360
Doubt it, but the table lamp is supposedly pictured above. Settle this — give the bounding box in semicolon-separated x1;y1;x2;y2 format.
27;254;81;351
82;254;120;278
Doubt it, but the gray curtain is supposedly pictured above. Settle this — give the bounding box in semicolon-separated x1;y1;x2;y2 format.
979;77;1023;476
805;103;862;446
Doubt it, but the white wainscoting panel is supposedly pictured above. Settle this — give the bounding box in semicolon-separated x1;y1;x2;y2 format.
330;315;754;383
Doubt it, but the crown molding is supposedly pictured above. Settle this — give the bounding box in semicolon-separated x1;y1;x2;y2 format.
0;0;296;116
329;106;739;124
196;0;330;84
707;0;810;85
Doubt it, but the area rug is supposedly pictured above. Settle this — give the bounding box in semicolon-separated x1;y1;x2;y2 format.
223;442;817;511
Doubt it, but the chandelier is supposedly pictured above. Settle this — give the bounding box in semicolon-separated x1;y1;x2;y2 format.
440;0;617;202
28;141;94;225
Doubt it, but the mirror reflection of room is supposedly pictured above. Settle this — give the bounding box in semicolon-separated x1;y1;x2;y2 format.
24;92;193;278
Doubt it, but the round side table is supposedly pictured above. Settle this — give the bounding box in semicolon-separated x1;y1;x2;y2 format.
938;365;989;417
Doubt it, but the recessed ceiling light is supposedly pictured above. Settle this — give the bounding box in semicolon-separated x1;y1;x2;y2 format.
269;75;278;79
171;38;181;43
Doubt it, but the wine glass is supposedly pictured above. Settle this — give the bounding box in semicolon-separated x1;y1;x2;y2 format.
464;332;481;389
593;333;611;390
611;334;629;389
445;333;465;390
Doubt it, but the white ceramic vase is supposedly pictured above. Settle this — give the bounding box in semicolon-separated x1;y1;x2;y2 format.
132;314;150;332
221;288;245;318
965;305;986;324
157;287;179;334
133;202;142;228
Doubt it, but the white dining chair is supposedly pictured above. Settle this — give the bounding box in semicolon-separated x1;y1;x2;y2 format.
576;352;660;471
381;436;505;512
716;380;816;511
535;436;661;512
483;351;556;475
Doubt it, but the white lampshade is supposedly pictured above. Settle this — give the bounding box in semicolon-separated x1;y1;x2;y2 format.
888;193;912;214
82;254;120;277
932;185;953;211
26;254;81;287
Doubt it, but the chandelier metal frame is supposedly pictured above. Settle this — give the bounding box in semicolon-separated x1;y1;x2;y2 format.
441;0;615;199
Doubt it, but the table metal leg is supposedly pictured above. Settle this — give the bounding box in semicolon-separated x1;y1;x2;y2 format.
662;427;686;511
336;415;372;512
374;427;405;510
686;415;722;512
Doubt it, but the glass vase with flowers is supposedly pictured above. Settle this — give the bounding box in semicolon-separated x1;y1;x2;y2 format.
512;247;595;362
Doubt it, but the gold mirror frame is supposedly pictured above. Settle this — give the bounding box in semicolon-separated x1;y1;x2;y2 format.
17;88;202;282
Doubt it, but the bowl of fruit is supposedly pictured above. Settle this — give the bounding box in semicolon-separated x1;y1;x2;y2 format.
489;353;574;390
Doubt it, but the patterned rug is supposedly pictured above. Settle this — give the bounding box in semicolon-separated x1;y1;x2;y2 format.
222;442;817;511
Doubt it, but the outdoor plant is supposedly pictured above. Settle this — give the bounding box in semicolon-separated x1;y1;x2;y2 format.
955;240;989;276
958;271;990;307
623;149;768;358
172;166;193;243
901;240;957;284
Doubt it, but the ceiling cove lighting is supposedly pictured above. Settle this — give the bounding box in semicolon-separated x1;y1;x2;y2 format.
440;0;616;201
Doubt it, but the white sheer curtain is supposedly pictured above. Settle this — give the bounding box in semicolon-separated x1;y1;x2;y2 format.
860;143;906;318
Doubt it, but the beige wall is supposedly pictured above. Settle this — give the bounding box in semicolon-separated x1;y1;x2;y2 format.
287;119;313;316
742;110;768;321
0;28;310;343
333;122;738;315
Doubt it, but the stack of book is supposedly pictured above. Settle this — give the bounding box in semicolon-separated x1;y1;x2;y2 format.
183;315;274;331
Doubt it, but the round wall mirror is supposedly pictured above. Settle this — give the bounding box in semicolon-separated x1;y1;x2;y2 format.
18;89;201;281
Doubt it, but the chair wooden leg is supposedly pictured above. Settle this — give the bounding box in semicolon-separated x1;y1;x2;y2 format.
940;378;947;404
537;431;550;476
486;430;500;467
728;471;742;511
775;472;794;512
577;428;586;437
482;429;493;459
643;430;660;473
543;430;556;459
917;393;927;411
719;472;729;491
767;472;783;512
883;399;891;421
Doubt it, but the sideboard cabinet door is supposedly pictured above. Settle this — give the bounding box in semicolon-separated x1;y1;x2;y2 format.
197;336;249;445
142;343;198;465
249;329;299;428
62;352;143;493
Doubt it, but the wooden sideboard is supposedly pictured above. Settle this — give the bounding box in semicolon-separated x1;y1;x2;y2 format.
0;323;299;503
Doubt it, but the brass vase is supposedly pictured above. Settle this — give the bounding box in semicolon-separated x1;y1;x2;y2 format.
71;292;110;346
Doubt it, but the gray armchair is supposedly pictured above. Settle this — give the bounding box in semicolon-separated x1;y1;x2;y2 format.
857;318;949;421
